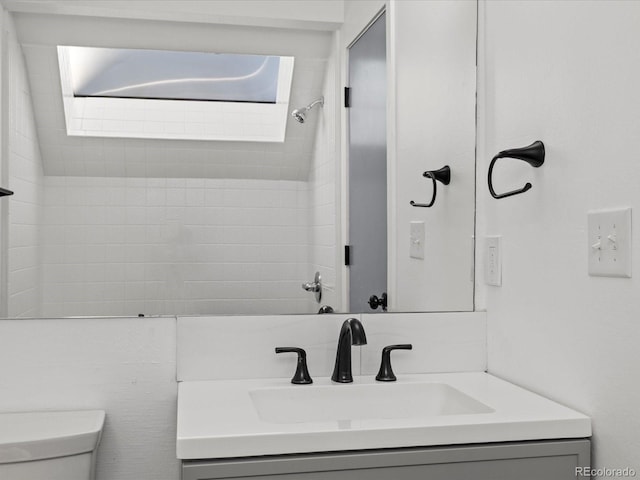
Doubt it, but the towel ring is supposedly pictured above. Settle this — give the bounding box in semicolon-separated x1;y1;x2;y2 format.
410;165;451;208
488;141;545;199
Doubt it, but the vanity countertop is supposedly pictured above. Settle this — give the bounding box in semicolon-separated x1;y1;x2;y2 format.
176;372;590;459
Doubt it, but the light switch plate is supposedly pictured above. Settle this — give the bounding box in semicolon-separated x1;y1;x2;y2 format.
485;236;502;286
588;208;632;278
409;221;425;259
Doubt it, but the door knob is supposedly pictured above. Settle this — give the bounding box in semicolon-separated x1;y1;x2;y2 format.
368;292;387;311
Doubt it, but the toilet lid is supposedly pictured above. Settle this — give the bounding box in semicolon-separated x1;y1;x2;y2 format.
0;410;105;464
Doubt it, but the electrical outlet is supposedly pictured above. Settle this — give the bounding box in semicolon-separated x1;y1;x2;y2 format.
485;236;502;286
409;221;425;259
588;208;631;277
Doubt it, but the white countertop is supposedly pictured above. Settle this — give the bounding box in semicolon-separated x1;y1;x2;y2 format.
176;372;590;459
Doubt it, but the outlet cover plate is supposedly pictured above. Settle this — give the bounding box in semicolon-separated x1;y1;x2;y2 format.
409;221;425;259
485;236;502;286
588;208;631;278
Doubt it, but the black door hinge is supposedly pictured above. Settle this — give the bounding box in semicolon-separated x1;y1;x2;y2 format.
344;87;351;108
344;245;351;266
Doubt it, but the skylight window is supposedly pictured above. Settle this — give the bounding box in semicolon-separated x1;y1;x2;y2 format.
69;48;280;103
57;46;294;142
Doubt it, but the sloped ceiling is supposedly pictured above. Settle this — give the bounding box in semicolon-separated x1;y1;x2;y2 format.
10;8;334;180
1;0;344;30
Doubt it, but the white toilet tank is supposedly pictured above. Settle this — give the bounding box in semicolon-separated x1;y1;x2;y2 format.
0;410;105;480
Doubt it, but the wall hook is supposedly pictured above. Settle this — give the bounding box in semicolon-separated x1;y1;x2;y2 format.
488;141;545;199
410;165;450;208
0;187;13;197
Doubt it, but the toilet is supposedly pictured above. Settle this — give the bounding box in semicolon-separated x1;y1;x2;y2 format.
0;410;105;480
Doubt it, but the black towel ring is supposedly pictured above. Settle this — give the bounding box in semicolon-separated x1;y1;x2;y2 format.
488;141;545;199
410;165;450;208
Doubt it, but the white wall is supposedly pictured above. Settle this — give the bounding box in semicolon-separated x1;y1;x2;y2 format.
41;176;311;317
478;0;640;473
342;0;385;49
0;1;339;317
391;0;476;311
0;2;341;318
340;0;476;312
306;32;341;312
0;312;484;480
0;317;178;480
2;0;344;31
4;11;43;317
177;312;486;381
27;48;326;181
17;12;331;182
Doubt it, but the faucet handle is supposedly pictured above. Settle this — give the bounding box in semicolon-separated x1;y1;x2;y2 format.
375;344;412;382
275;347;313;384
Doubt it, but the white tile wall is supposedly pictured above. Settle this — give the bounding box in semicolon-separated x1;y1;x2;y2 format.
0;16;337;317
3;61;339;318
306;33;339;312
40;176;314;317
22;42;327;181
6;14;43;318
67;96;290;143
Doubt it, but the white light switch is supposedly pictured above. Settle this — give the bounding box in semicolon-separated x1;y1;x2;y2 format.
409;221;425;259
485;236;502;286
588;208;631;278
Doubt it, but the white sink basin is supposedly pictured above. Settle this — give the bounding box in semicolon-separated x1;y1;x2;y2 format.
177;372;591;459
250;382;493;424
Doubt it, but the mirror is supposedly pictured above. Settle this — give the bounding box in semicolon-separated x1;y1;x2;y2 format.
0;0;477;318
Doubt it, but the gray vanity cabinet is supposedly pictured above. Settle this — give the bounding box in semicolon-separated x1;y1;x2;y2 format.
181;439;590;480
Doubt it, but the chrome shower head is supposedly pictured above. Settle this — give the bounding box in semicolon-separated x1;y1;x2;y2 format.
291;97;324;124
292;109;307;123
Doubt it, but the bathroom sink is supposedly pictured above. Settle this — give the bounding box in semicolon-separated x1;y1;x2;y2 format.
250;382;493;424
177;372;591;459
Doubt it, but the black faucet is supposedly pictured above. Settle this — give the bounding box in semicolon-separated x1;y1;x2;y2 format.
331;318;367;383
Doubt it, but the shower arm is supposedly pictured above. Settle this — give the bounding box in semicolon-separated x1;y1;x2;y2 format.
305;98;324;111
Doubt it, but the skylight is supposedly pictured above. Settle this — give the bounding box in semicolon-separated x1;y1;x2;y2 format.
69;47;281;103
57;46;294;142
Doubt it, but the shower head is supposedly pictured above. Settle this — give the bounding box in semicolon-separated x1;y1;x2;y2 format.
291;97;324;124
292;109;307;123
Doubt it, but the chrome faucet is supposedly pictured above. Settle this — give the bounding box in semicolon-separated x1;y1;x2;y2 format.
331;318;367;383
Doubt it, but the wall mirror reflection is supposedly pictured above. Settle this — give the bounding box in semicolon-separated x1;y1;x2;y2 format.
0;0;477;318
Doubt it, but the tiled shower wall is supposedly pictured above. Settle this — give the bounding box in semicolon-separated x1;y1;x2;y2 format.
2;8;337;318
40;176;312;317
306;32;339;312
6;12;43;318
34;50;338;318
